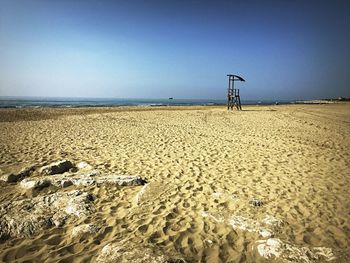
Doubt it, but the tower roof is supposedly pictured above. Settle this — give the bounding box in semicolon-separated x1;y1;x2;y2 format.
227;74;245;81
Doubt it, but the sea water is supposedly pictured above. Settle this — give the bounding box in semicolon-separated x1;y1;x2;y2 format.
0;97;291;108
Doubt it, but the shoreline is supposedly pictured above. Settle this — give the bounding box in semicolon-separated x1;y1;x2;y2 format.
1;97;348;109
1;102;349;123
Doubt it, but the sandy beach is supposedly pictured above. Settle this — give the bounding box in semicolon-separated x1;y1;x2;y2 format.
0;104;349;262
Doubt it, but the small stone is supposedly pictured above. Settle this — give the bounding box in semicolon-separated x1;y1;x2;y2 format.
20;178;51;190
262;215;283;228
134;184;149;205
72;224;99;238
212;192;222;198
77;161;93;170
39;160;73;175
250;198;263;207
257;238;283;258
80;170;98;177
20;179;37;189
313;247;336;261
1;173;19;183
259;228;273;238
201;211;209;217
230;194;239;200
52;214;68;227
61;180;73;188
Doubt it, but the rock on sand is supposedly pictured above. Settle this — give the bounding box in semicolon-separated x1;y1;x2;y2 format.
0;190;94;239
256;238;336;262
39;160;73;175
0;165;35;183
96;241;186;263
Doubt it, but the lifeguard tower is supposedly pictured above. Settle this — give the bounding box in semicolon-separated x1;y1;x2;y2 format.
227;74;245;110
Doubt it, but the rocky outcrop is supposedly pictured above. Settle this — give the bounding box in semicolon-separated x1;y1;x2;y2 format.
39;160;73;175
71;224;99;238
256;238;336;262
0;165;35;183
2;161;145;190
20;178;51;190
96;241;187;263
20;172;146;190
0;190;94;239
200;210;335;262
228;215;277;238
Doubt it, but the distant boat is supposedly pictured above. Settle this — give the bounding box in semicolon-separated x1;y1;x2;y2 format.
168;97;173;100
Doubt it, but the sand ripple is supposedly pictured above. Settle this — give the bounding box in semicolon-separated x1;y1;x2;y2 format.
0;104;349;262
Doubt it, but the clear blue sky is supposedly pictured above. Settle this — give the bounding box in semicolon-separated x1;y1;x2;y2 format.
0;0;349;100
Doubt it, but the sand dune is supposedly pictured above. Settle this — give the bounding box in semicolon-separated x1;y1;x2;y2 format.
0;104;349;262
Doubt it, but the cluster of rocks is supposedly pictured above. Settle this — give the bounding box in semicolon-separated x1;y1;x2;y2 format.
0;160;75;183
1;160;146;190
201;192;336;263
257;238;336;263
39;160;74;175
0;161;337;262
0;190;94;239
0;165;36;183
228;214;282;238
20;172;146;190
0;160;147;241
96;241;187;263
71;223;100;238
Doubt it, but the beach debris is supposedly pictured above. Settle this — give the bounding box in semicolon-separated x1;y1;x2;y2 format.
256;238;336;262
0;190;94;239
250;198;263;207
39;160;73;175
71;224;99;238
19;173;146;190
96;241;187;263
0;165;35;183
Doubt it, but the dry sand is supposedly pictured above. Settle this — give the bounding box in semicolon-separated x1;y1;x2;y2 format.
0;104;349;262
